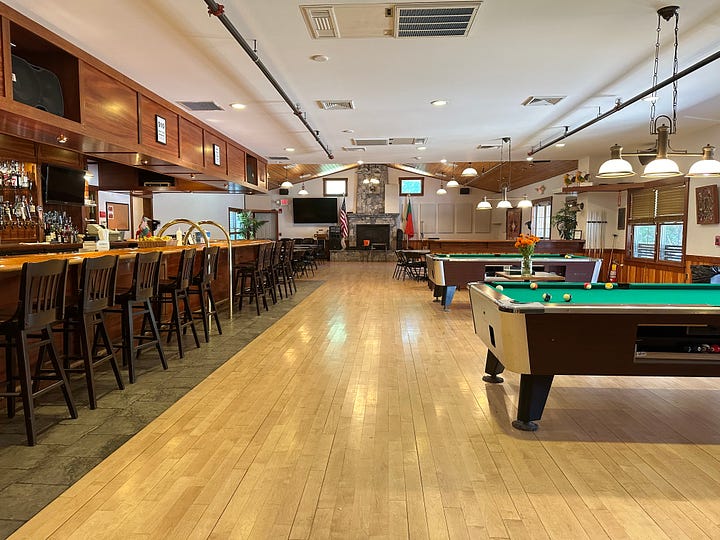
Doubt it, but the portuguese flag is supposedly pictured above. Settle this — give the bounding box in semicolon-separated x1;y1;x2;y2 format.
404;198;414;238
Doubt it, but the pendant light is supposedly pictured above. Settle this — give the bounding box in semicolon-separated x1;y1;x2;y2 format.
280;167;293;188
496;137;512;208
597;144;636;178
496;186;512;208
297;183;308;196
446;163;459;187
476;196;492;210
641;121;682;178
436;182;447;195
517;195;533;208
687;145;720;177
461;162;478;177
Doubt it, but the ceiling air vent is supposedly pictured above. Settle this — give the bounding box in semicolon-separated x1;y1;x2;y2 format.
177;101;224;111
395;2;482;38
389;137;427;145
351;138;389;146
342;146;366;152
477;143;502;149
268;156;290;161
301;6;340;38
317;99;355;110
521;96;566;107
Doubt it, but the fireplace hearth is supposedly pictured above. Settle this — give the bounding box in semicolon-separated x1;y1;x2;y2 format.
355;224;390;249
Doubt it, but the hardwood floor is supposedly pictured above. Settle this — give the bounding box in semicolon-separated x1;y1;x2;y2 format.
13;262;720;539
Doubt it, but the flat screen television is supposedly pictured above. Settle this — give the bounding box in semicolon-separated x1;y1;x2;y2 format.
292;197;338;224
41;163;85;205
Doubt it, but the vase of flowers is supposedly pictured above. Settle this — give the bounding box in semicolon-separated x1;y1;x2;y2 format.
515;233;540;278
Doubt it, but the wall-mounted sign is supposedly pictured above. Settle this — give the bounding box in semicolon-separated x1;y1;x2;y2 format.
155;115;167;145
213;144;221;166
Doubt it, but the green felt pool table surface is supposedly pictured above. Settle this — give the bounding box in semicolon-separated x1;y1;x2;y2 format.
489;282;720;306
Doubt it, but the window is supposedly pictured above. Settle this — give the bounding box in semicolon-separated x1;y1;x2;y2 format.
531;197;552;239
399;177;424;196
228;207;245;240
627;182;686;263
323;178;347;196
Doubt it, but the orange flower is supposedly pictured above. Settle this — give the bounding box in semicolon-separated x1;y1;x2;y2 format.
515;233;539;256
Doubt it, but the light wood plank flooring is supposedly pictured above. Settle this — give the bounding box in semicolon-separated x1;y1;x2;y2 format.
12;262;720;539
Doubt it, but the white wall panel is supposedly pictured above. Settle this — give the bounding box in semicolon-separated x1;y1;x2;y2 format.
438;203;455;233
474;209;491;233
419;203;437;234
455;203;473;233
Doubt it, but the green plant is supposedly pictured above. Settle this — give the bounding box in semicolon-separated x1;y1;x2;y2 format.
551;204;579;240
238;210;267;239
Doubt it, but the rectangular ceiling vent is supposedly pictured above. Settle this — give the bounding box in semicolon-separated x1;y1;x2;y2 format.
268;156;290;161
301;6;340;38
177;100;224;111
477;143;501;149
389;137;427;145
394;2;482;38
317;99;355;110
521;95;566;107
342;146;366;151
352;138;389;146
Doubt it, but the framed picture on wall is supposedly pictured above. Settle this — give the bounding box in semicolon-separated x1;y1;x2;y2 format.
695;185;719;224
506;207;522;239
573;229;583;240
155;115;166;144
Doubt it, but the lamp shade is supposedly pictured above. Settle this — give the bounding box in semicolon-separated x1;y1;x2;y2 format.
280;180;293;188
496;199;513;209
641;158;682;178
297;184;308;196
517;195;533;208
461;165;478;177
687;145;720;178
597;144;636;178
476;197;492;209
446;178;459;188
436;185;447;195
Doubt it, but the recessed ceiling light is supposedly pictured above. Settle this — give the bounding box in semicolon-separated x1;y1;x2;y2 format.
285;147;295;152
417;146;427;151
230;102;246;110
310;54;329;62
56;134;68;144
414;156;422;160
555;143;566;148
342;129;354;133
431;99;448;107
440;159;447;164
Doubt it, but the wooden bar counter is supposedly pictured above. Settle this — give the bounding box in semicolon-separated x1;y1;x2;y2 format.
426;238;585;254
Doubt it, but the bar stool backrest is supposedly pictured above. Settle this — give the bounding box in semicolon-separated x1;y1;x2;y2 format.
281;238;294;261
80;254;119;313
176;248;197;290
20;259;69;331
131;251;162;301
272;240;283;267
199;246;220;284
255;242;268;270
263;241;275;270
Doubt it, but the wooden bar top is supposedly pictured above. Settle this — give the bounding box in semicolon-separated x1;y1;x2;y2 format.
0;239;270;272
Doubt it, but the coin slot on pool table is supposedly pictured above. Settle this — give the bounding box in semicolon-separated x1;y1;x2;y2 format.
635;324;720;363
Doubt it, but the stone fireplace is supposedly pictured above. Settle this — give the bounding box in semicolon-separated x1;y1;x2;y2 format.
355;224;391;248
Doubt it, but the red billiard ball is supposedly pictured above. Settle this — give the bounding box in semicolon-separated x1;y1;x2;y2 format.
563;293;572;302
712;344;720;353
584;282;592;289
604;282;614;290
542;293;552;302
529;282;538;289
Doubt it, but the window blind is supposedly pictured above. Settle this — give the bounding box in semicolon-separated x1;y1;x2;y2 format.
629;189;655;221
656;184;686;218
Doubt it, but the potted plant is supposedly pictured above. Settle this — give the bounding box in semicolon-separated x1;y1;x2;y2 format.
551;203;579;240
238;210;268;239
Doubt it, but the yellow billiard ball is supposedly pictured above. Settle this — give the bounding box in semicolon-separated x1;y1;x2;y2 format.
563;293;572;302
529;282;538;289
564;254;572;259
604;282;614;289
584;282;592;289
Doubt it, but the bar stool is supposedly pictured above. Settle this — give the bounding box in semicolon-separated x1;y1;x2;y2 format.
61;254;124;409
269;240;286;300
262;240;278;304
110;251;167;384
279;238;297;295
155;248;200;358
188;245;222;342
234;242;269;316
0;259;77;446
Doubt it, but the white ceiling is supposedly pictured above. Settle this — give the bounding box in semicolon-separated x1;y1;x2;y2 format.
5;0;720;170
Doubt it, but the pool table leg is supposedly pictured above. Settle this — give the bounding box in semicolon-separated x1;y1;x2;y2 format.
482;351;505;383
441;286;456;311
513;374;554;432
432;284;443;302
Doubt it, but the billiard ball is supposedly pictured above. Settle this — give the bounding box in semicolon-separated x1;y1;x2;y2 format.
563;293;572;302
604;282;614;289
542;293;552;302
712;344;720;353
496;285;504;292
564;254;572;259
529;282;538;289
584;282;592;289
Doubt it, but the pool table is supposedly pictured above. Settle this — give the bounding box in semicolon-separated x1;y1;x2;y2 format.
468;281;720;431
426;253;601;310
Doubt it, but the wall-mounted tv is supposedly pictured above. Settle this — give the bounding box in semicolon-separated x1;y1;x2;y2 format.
292;197;338;224
41;163;85;205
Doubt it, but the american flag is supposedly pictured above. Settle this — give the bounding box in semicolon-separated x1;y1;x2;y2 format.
339;197;348;238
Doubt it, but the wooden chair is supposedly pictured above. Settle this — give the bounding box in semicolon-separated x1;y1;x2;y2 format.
0;259;77;445
234;242;269;315
188;245;222;342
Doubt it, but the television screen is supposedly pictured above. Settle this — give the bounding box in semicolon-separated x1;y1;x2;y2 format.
41;164;85;205
292;197;338;224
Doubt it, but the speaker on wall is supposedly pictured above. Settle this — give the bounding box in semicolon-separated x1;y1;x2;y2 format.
11;54;64;117
459;187;470;195
279;188;289;195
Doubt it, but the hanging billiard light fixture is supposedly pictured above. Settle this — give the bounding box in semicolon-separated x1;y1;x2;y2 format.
446;162;459;187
